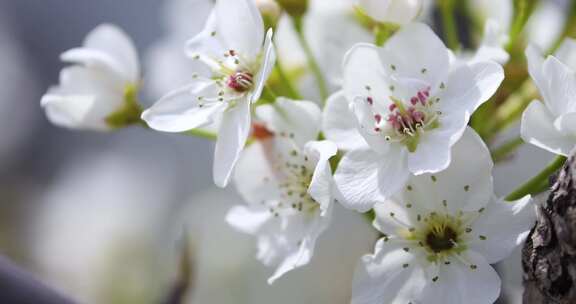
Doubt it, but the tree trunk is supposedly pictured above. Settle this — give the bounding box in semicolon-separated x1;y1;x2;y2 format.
522;152;576;304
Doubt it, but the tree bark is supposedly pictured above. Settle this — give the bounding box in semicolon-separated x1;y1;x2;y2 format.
522;152;576;304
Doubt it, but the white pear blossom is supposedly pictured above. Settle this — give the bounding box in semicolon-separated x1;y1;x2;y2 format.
330;23;504;212
521;39;576;156
40;24;141;131
226;98;337;284
355;0;422;25
142;0;276;187
352;128;535;304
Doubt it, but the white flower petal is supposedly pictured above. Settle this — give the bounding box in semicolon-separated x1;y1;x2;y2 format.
185;12;226;70
141;81;227;132
555;112;576;137
251;29;276;103
334;147;408;212
233;139;282;204
542;56;576;115
213;99;252;187
215;0;264;59
351;239;426;304
378;23;450;89
356;0;422;25
526;45;552;109
373;199;423;236
438;61;504;120
60;49;127;84
305;140;338;215
521;100;573;156
420;251;501;304
343;43;391;108
226;205;272;234
349;94;394;153
403;128;493;213
322;91;368;150
407;131;452;175
41;66;123;131
256;97;321;147
266;214;328;284
469;196;535;264
553;38;576;70
79;24;139;82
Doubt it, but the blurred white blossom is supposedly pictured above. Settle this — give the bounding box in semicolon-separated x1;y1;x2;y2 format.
41;24;141;131
522;39;576;156
355;0;422;25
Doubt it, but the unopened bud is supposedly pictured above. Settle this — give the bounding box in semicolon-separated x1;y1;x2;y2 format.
355;0;422;25
256;0;282;29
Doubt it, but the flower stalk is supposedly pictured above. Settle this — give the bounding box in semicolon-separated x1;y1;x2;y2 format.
505;155;567;201
439;0;459;50
292;17;329;102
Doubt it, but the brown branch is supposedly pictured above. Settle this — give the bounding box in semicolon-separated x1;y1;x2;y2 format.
522;151;576;304
161;233;195;304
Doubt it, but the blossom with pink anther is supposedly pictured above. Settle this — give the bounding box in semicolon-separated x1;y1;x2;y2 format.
325;23;504;212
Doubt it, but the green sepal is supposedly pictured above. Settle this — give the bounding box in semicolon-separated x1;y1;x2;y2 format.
105;84;143;129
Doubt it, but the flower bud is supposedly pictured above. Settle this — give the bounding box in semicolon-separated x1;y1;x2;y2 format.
256;0;282;29
276;0;308;18
355;0;422;25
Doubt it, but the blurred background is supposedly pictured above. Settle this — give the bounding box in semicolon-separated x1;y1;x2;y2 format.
0;0;566;303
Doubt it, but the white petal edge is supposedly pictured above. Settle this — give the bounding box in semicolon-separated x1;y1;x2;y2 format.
521;100;573;156
215;0;264;59
305;140;338;215
322;91;368;150
334;147;408;212
256;97;322;147
226;205;272;234
251;29;276;103
141;81;226;133
213;98;252;187
469;195;535;264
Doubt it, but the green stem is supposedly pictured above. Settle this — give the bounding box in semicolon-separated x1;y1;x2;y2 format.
485;80;538;140
491;137;524;162
373;23;399;46
507;0;539;52
274;48;302;100
181;128;218;140
505;155;566;201
440;0;459;50
292;17;329;102
261;85;278;102
364;209;376;223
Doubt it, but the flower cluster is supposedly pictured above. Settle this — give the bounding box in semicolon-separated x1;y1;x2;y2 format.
42;0;576;303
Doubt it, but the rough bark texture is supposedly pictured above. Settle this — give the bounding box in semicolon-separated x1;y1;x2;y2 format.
523;153;576;304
